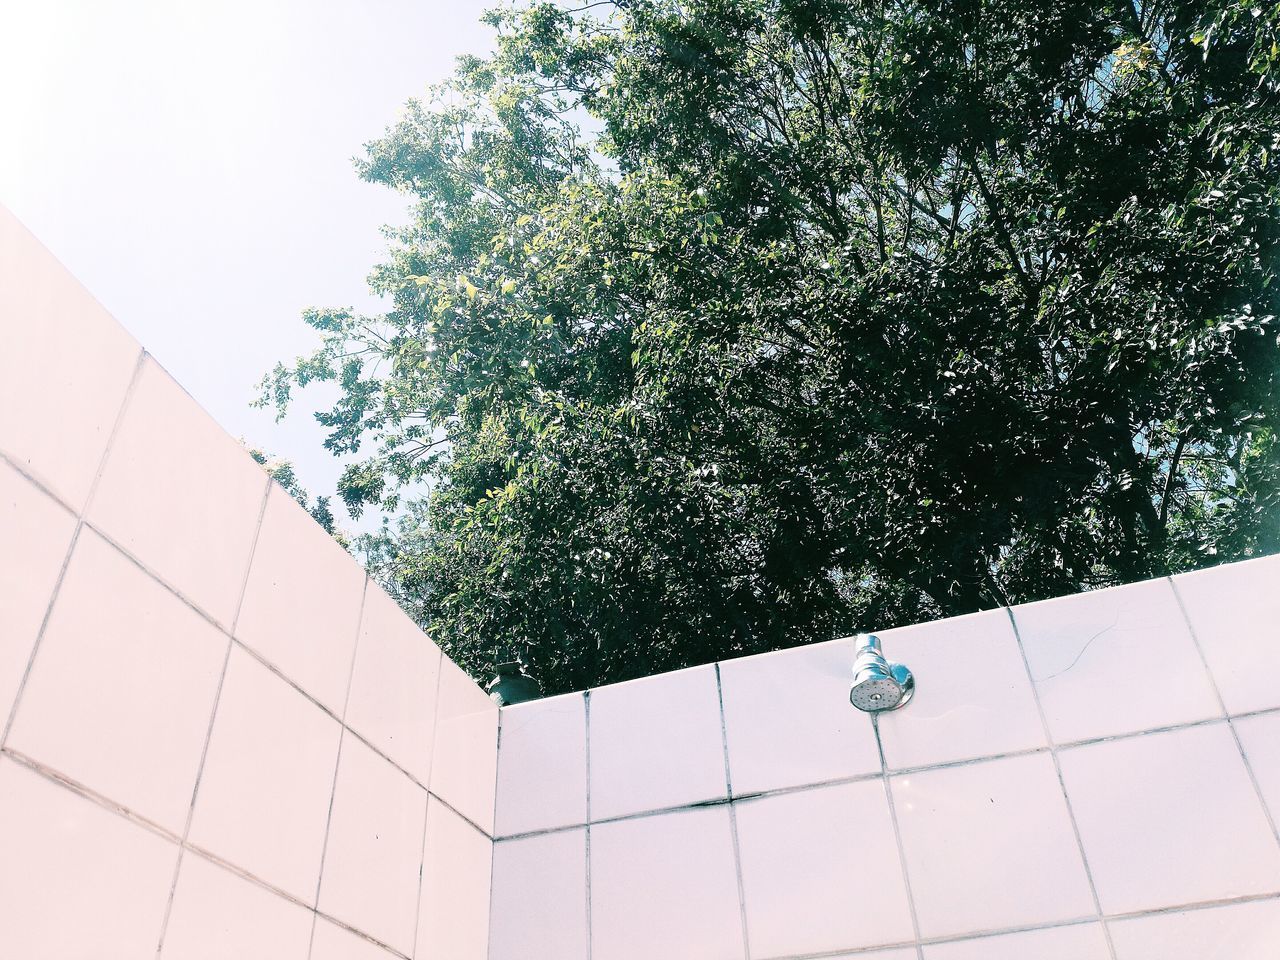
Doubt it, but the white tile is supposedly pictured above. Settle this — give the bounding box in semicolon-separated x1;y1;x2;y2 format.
318;735;428;956
417;797;492;960
495;692;587;837
311;918;398;960
7;530;227;833
893;752;1095;938
878;610;1047;769
0;205;141;508
430;657;499;832
590;665;727;820
188;646;342;905
235;487;364;715
1013;578;1220;743
591;806;745;960
736;781;914;956
1173;555;1280;714
924;923;1110;960
719;639;881;796
0;756;178;957
1234;712;1280;825
1061;722;1280;914
344;583;441;785
490;830;589;960
160;853;312;960
0;460;76;726
88;358;267;629
1111;899;1280;959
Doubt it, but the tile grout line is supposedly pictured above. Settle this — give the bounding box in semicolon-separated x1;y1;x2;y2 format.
153;473;274;958
583;689;593;960
871;714;925;960
0;346;146;750
413;647;447;960
1168;577;1280;851
715;663;752;960
7;727;1280;960
1005;606;1118;960
485;707;504;960
306;574;371;959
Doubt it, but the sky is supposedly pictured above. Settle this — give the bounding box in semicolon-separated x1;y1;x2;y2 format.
0;0;495;527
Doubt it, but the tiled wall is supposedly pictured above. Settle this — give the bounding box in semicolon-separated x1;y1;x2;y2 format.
8;203;1280;960
491;559;1280;960
0;206;498;959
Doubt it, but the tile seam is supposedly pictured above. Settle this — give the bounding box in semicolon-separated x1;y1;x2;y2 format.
1005;606;1118;960
485;707;504;960
584;689;593;960
413;647;448;960
715;663;752;960
871;714;925;960
1168;576;1280;851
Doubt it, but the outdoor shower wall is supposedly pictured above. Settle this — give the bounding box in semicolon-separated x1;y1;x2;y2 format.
0;206;498;960
491;555;1280;960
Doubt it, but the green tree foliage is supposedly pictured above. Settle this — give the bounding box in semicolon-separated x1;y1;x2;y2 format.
248;449;349;549
263;0;1280;693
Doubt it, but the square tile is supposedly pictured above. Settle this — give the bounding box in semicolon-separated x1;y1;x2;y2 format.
188;646;342;904
924;923;1110;960
430;657;499;832
878;610;1047;769
0;756;178;957
590;806;745;960
1060;723;1280;914
590;665;727;820
495;692;587;837
1234;711;1280;825
0;205;141;508
318;735;428;955
311;917;398;960
1110;899;1280;960
736;781;914;956
720;639;881;796
1012;578;1221;743
417;797;492;960
344;583;441;785
7;529;227;833
490;830;588;960
1173;555;1280;714
235;486;365;715
0;460;76;726
892;752;1096;938
160;852;312;960
88;358;267;629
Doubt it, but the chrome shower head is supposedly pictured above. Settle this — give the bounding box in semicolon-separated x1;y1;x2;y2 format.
849;634;915;712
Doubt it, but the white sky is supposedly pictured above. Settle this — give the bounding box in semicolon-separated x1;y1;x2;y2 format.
0;0;495;527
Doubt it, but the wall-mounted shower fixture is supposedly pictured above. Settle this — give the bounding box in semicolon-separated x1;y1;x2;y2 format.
849;634;915;712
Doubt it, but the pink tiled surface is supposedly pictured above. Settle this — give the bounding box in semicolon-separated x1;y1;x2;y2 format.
1109;898;1280;960
160;853;313;960
1173;554;1280;715
589;664;727;820
1234;711;1280;825
719;637;881;795
429;656;500;832
494;692;588;837
0;757;178;958
1058;722;1280;914
0;459;76;727
590;806;746;960
892;752;1096;938
311;918;400;960
923;923;1111;960
735;780;914;955
187;646;342;905
490;830;589;960
318;735;428;956
0;206;141;509
417;798;492;960
7;529;227;833
235;486;366;715
344;583;442;786
88;357;268;630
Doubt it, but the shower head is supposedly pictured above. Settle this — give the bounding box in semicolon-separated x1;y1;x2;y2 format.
849;634;915;712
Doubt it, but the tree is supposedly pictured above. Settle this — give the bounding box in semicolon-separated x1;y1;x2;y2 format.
262;0;1280;694
248;449;349;549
